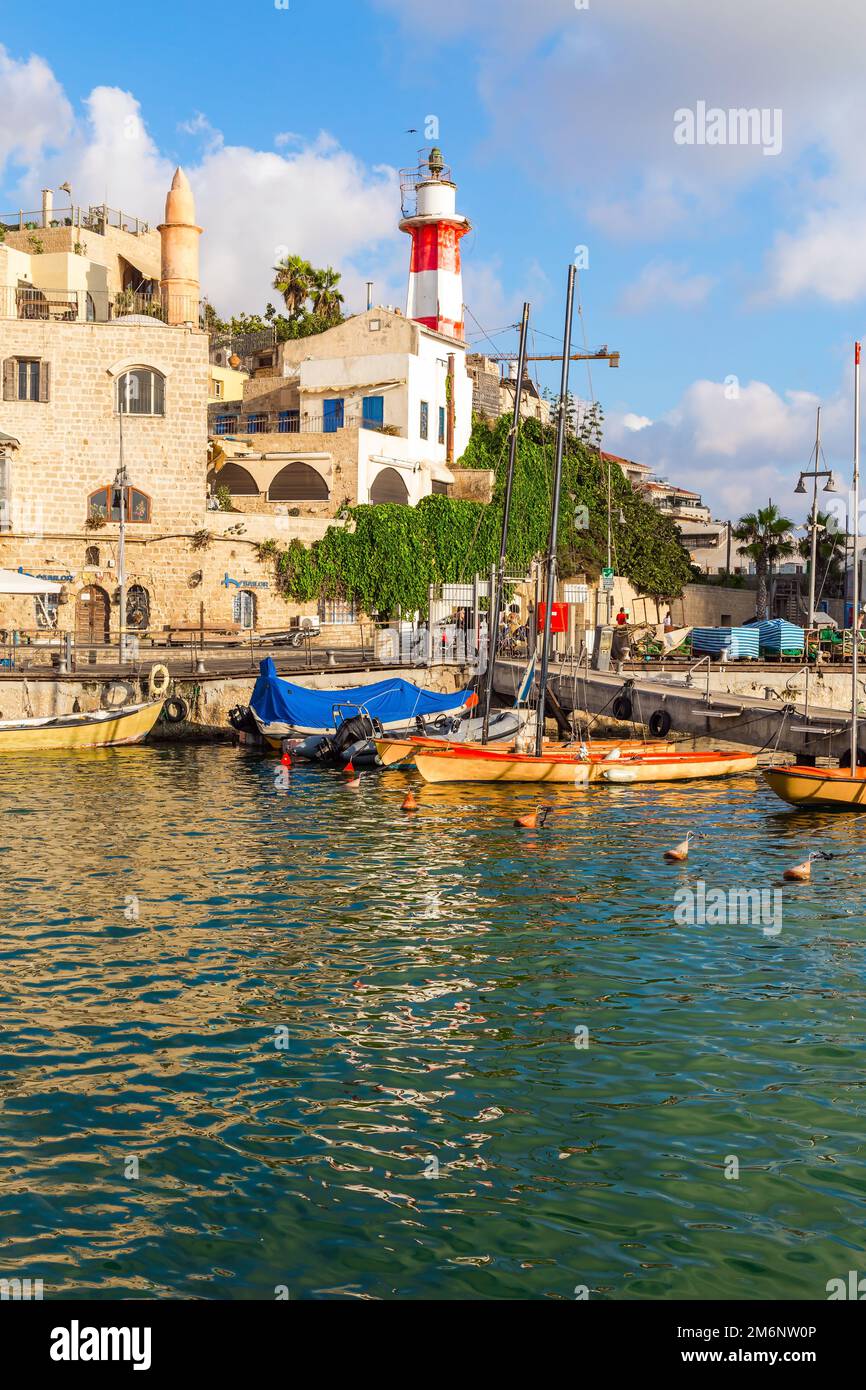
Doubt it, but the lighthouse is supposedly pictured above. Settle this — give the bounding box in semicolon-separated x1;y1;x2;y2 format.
158;167;201;325
399;148;470;340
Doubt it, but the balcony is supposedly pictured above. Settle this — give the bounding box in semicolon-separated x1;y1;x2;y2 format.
0;203;151;236
0;286;205;326
209;407;402;438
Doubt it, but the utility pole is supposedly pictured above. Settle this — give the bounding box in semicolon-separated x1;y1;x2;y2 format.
795;404;835;626
116;404;127;665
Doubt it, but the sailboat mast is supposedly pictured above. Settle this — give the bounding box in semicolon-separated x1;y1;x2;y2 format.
535;265;576;757
481;301;530;742
851;341;861;769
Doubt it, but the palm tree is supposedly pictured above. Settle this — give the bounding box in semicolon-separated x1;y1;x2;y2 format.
272;255;314;317
733;501;796;619
797;509;846;601
310;266;344;322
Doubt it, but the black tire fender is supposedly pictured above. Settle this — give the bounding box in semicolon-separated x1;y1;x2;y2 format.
648;708;672;738
162;695;189;724
612;694;633;722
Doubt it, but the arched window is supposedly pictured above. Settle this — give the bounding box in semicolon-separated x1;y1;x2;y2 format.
370;467;409;505
116;368;165;415
87;486;152;522
268;462;329;501
127;584;150;630
210;463;258;496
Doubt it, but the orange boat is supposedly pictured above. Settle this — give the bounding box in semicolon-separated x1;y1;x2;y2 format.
375;733;669;768
412;743;758;786
763;764;866;810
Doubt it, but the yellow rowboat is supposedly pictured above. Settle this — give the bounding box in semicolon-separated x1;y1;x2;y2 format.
763;764;866;810
412;745;758;785
0;700;164;753
375;735;670;768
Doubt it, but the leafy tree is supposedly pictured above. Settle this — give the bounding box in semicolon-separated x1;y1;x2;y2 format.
310;266;345;323
273;254;315;317
798;509;846;601
732;502;795;619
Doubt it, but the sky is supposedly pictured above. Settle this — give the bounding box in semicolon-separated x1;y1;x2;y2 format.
2;0;866;524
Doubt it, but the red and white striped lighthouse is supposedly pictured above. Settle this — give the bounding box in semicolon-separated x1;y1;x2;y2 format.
399;148;470;340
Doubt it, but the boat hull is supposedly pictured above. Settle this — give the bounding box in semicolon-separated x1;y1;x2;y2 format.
414;748;592;784
413;745;758;786
0;700;164;752
594;752;758;783
763;765;866;810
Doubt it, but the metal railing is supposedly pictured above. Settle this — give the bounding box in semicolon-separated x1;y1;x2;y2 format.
0;204;150;236
210;409;400;437
0;286;205;326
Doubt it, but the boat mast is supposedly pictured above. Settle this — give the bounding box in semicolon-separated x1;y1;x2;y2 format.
851;341;861;769
482;301;530;742
535;265;576;757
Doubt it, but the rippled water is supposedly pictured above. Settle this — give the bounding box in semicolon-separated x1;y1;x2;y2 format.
1;744;864;1300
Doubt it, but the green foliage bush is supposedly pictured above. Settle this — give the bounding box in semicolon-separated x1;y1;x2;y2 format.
269;417;693;615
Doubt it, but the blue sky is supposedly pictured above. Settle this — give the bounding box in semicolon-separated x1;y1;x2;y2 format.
2;0;865;523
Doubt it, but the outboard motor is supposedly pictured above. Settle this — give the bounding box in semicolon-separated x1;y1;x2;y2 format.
228;705;257;734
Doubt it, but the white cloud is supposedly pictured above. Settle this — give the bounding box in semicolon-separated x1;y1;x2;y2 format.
0;44;73;180
622;413;652;432
617;260;714;314
760;206;866;305
604;372;852;520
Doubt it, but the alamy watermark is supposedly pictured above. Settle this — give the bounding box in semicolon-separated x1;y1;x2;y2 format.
674;880;781;937
674;101;782;158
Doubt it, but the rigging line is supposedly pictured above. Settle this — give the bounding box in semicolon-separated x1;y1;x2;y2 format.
464;305;519;358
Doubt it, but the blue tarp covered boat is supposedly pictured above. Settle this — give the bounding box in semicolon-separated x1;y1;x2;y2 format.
249;658;473;737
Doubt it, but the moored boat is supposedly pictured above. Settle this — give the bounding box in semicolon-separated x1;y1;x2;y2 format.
763;764;866;810
0;700;164;753
413;743;757;785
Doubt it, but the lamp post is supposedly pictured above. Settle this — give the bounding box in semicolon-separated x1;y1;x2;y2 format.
794;405;837;626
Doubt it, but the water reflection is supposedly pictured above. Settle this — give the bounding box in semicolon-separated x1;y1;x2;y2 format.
0;746;863;1299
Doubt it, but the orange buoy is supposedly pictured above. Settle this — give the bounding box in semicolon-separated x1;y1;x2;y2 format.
514;804;552;829
280;750;292;768
402;789;419;812
664;832;693;862
783;849;833;882
343;759;355;775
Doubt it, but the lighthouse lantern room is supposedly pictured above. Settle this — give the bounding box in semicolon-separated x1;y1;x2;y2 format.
399;148;470;341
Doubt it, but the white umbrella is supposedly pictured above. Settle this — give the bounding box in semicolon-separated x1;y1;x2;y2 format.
0;568;62;595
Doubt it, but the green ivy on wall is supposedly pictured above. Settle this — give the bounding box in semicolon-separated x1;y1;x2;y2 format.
270;416;694;615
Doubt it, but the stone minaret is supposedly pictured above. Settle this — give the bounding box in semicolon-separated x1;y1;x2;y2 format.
158;167;201;325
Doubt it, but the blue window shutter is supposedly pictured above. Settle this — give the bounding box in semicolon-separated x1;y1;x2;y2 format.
323;398;344;432
362;395;384;424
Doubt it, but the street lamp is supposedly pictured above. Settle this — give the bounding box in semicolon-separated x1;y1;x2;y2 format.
796;405;837;627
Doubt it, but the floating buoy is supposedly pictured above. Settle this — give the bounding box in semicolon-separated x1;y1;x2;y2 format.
514;804;552;829
664;832;694;862
402;789;419;812
280;751;292;768
783;849;833;882
343;759;355;776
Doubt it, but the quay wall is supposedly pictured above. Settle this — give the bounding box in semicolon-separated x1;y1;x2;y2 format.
0;663;470;736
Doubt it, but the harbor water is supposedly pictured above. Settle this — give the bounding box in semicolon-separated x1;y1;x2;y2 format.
1;744;864;1300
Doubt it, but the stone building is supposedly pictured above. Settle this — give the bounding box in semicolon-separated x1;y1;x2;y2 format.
0;170;290;641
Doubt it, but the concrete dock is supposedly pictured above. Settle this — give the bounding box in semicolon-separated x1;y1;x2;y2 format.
492;659;862;764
